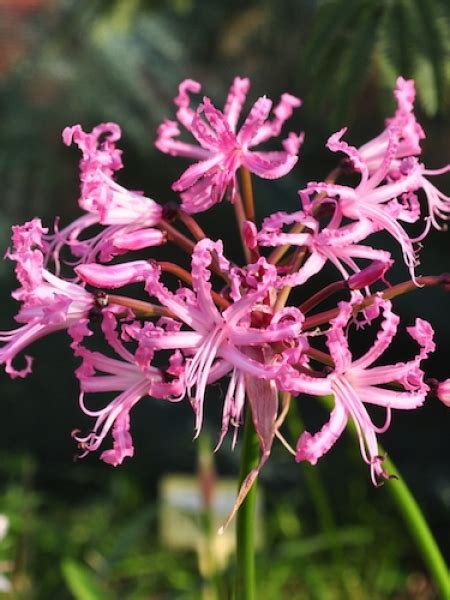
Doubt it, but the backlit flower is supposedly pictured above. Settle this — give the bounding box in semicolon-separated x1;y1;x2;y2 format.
156;78;303;213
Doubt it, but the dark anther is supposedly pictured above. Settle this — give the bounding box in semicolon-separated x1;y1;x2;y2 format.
148;258;159;270
340;158;355;174
425;378;443;400
94;292;109;308
162;202;179;223
161;369;176;383
315;203;335;219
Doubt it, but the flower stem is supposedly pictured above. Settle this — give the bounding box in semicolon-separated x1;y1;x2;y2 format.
299;280;346;314
235;406;259;600
319;395;449;597
383;457;450;599
303;274;448;330
106;294;172;318
274;249;307;312
158;218;196;254
239;168;256;224
159;262;230;310
178;210;207;242
268;222;304;265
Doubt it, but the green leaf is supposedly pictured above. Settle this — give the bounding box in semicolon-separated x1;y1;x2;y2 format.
302;0;360;73
302;0;386;123
331;3;383;123
379;0;416;77
61;559;114;600
411;0;449;115
378;0;450;116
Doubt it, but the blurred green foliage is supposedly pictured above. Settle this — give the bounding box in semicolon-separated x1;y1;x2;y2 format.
0;450;440;599
303;0;449;122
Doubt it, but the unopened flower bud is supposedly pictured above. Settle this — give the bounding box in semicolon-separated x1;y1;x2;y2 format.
348;260;392;290
76;261;154;288
243;220;257;249
436;379;450;407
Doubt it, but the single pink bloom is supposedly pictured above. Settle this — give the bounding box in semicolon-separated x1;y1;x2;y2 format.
1;219;93;377
72;312;184;465
155;77;303;213
143;240;305;442
46;123;164;270
304;128;426;277
356;77;450;232
280;298;434;484
257;209;392;288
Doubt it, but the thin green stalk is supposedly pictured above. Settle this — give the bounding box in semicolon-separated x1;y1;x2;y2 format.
235;407;259;600
319;396;450;598
383;456;450;599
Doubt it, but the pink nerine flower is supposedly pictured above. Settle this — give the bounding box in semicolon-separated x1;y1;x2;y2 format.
357;77;450;231
76;239;305;447
257;209;392;288
282;298;435;484
156;77;303;213
304;128;425;277
46;123;164;269
358;77;425;173
72;312;184;466
0;219;94;377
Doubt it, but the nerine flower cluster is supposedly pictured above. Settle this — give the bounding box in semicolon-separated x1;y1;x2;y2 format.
1;77;449;520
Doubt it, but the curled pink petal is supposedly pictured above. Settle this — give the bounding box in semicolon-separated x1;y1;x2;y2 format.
75;261;154;288
156;78;302;213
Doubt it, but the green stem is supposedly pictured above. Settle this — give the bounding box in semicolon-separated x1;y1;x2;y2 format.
383;456;450;599
319;396;449;597
235;407;259;600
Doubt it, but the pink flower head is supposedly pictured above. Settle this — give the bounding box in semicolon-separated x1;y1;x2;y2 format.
76;239;305;447
358;77;425;174
304;128;425;277
356;78;450;232
1;219;94;377
144;241;304;443
72;312;184;466
257;209;392;288
156;77;303;213
286;298;435;484
47;123;164;269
